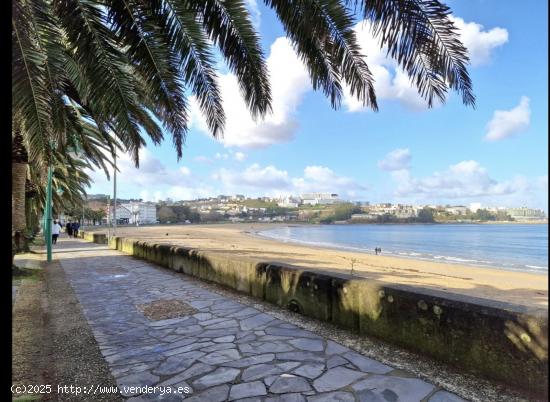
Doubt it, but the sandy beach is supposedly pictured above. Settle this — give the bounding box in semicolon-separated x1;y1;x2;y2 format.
90;223;548;308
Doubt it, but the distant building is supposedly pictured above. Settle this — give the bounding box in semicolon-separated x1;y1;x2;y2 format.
278;196;300;208
445;206;469;215
109;205;132;224
300;193;340;205
506;207;546;220
469;202;482;212
110;202;157;224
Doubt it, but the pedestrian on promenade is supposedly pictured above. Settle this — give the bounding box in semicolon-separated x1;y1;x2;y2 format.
66;221;72;237
73;221;80;238
52;220;62;244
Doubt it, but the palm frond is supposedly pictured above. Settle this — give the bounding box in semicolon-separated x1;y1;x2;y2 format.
357;0;475;107
191;0;272;118
12;0;53;163
154;0;225;137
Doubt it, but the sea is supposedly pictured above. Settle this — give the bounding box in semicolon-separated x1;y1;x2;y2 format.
258;223;548;274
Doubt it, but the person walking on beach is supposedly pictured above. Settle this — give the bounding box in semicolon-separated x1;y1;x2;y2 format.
52;220;62;244
66;221;72;237
73;221;80;238
374;247;378;255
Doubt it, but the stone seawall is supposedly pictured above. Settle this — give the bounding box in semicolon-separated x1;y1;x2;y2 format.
79;232;548;397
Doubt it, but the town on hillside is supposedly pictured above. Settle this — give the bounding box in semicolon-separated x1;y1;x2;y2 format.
64;193;547;226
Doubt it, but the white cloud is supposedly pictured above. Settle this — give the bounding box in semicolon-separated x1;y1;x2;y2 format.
450;16;509;66
244;0;261;30
485;96;531;141
194;155;213;164
234;152;247;161
87;148;209;202
378;148;412;171
191;37;310;148
212;163;291;190
215;152;229;160
211;163;366;199
344;16;509;112
389;160;546;209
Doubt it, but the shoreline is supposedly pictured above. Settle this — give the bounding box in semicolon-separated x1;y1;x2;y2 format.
84;223;548;307
251;224;548;275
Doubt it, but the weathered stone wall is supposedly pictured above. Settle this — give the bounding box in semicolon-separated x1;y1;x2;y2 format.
81;232;548;396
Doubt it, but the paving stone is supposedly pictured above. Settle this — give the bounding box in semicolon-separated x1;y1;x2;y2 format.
222;353;275;368
173;325;202;335
229;381;267;400
201;343;236;352
184;384;229;402
326;355;348;369
264;375;279;387
213;335;235;343
343;351;393;374
200;348;241;365
242;363;287;381
240;313;276;330
153;351;204;375
266;327;322;339
197;328;240;338
164;342;213;356
277;351;326;363
428;390;467;402
57;240;447;402
355;388;386;402
239;341;294;354
266;393;307;402
117;372;160;396
159;365;213;387
292;363;325;379
193;312;212;321
289;338;325;352
269;375;312;394
312;366;366;392
307;391;355;402
325;340;349;355
352;375;435;402
192;367;240;389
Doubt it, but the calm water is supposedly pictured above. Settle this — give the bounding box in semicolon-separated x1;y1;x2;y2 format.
259;224;548;274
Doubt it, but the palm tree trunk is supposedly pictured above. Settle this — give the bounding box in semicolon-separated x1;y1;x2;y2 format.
12;132;29;262
12;162;28;255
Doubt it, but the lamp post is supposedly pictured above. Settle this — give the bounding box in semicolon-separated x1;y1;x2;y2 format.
113;149;117;235
44;165;54;262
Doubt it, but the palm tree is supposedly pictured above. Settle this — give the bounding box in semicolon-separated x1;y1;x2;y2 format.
12;0;474;256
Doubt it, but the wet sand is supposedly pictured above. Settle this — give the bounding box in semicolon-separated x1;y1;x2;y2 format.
93;223;548;307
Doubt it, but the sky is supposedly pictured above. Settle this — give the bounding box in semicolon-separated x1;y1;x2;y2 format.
88;0;548;211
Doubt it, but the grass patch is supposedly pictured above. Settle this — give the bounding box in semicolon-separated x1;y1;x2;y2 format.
12;266;43;282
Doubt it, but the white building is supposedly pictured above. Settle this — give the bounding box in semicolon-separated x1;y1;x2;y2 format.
109;205;132;224
506;207;546;220
469;202;482;213
300;193;340;205
445;206;469;215
112;202;157;224
278;196;300;208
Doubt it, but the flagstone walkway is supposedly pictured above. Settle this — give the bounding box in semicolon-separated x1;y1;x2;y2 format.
54;237;467;402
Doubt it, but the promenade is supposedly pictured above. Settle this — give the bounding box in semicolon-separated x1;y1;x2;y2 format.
49;237;466;401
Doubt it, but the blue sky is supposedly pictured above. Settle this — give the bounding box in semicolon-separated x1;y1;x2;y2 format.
89;0;548;210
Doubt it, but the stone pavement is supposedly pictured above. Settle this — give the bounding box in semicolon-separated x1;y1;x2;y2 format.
54;237;467;402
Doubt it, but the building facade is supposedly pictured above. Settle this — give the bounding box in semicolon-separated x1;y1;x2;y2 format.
300;193;340;205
